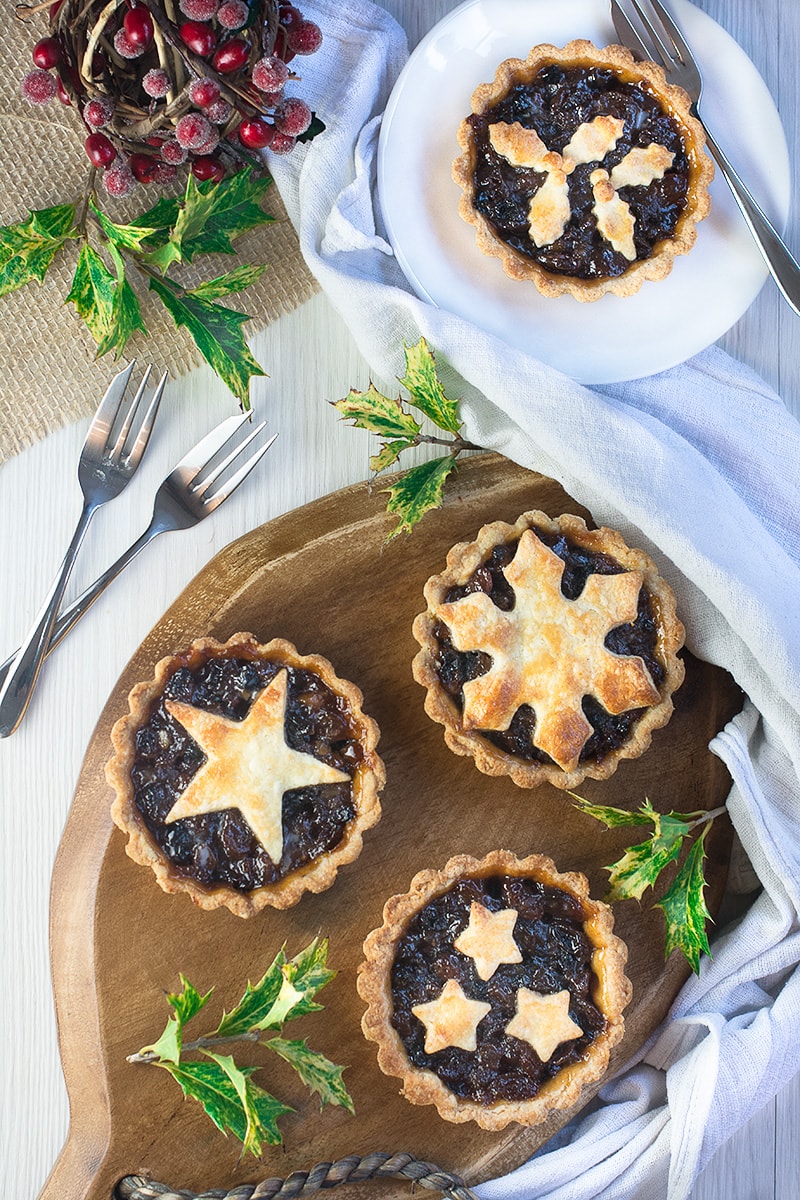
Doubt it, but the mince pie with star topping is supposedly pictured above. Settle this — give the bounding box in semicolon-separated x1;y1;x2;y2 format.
107;633;384;917
412;510;685;789
358;851;631;1129
452;41;713;300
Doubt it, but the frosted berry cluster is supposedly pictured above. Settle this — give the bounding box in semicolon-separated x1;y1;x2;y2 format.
20;0;323;196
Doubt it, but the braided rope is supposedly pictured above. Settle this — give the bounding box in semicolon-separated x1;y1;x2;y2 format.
115;1151;480;1200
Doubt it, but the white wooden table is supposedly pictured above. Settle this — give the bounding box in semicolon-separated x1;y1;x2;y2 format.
1;2;798;1198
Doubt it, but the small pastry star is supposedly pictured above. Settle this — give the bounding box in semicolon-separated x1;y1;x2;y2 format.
163;668;349;864
411;979;491;1054
505;987;583;1062
453;902;523;981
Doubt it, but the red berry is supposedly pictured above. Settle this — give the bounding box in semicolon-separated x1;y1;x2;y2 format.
211;37;249;73
123;7;154;49
179;0;219;18
154;162;179;185
175;111;214;148
269;130;295;154
278;4;303;31
251;54;288;93
114;28;145;58
143;68;171;97
20;69;57;105
274;95;311;136
129;153;160;182
85;131;117;167
192;156;225;182
56;76;72;105
179;20;216;56
188;77;219;108
102;162;137;198
84;96;114;127
238;116;274;148
205;97;232;124
49;0;63;17
194;129;220;154
289;20;322;55
217;0;248;29
161;138;188;164
275;28;296;63
33;37;61;69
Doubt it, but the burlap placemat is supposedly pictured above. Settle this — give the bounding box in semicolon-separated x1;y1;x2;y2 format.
0;6;319;464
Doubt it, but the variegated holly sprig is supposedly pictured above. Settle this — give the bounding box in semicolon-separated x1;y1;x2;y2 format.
572;794;727;973
334;338;482;538
128;938;354;1158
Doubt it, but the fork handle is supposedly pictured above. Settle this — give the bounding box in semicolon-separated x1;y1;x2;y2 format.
0;501;96;737
0;522;161;697
702;124;800;317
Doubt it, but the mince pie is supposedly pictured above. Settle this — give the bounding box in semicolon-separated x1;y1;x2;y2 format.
412;510;685;789
107;633;385;917
452;40;713;299
358;851;631;1129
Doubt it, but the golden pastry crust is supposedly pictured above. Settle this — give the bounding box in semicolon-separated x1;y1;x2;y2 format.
412;511;685;789
452;40;714;300
358;850;632;1130
107;632;384;917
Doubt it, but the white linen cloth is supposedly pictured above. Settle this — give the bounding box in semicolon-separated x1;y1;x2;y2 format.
269;2;800;1196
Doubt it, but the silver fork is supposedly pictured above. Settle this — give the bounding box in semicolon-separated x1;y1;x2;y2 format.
611;0;800;316
0;363;167;737
0;415;277;695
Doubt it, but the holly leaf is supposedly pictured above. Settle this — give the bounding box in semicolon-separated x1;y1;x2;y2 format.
334;384;421;441
571;792;657;829
215;948;287;1038
189;263;268;300
0;203;78;296
384;454;458;539
399;338;461;434
66;242;146;359
280;937;336;1021
370;438;417;473
604;805;690;902
203;1051;294;1156
158;1059;292;1155
297;113;325;144
90;199;181;253
168;974;213;1026
656;825;713;973
137;975;212;1065
266;1038;355;1114
148;275;265;405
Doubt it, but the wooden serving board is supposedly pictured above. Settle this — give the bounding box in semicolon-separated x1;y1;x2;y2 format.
42;455;742;1200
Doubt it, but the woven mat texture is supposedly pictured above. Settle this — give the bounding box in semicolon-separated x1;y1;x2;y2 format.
0;8;319;464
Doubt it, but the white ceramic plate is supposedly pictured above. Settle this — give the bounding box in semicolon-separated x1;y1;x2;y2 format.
377;0;791;383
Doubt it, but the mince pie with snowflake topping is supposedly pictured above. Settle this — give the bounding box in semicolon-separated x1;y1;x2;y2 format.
107;633;384;917
358;851;631;1129
452;41;713;299
412;510;685;789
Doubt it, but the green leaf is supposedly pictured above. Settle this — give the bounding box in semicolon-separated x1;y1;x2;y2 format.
384;454;458;539
158;1059;292;1154
571;791;655;829
656;825;713;973
137;975;212;1064
148;275;265;405
168;974;213;1026
90;200;180;252
399;338;461;434
140;1018;182;1065
604;805;690;902
0;203;78;297
334;384;421;441
281;937;336;1021
266;1038;355;1114
215;949;287;1038
297;113;325;144
188;263;268;300
66;242;146;359
203;1050;293;1156
369;438;417;474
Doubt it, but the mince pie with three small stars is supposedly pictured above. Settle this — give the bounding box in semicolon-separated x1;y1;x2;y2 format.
107;633;384;917
358;851;631;1129
452;41;713;299
412;510;685;789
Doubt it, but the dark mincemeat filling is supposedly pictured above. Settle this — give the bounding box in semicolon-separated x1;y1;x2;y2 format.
130;653;362;891
391;874;606;1103
433;526;664;765
469;64;690;279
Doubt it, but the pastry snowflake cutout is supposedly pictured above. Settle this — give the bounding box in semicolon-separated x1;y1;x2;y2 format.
488;117;674;255
436;529;660;772
164;668;350;864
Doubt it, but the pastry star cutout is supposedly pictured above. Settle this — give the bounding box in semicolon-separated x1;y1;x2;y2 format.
505;987;583;1062
453;902;522;981
437;529;660;772
163;669;349;864
411;979;491;1054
